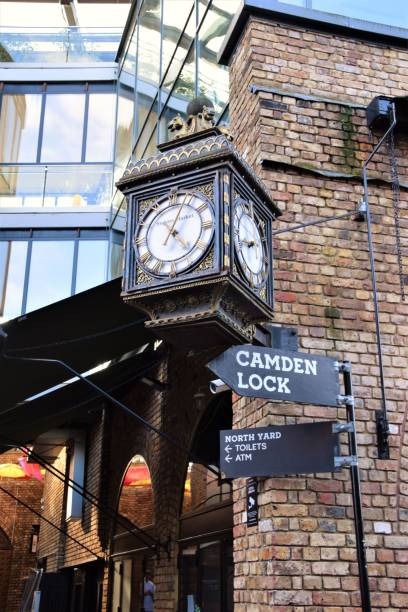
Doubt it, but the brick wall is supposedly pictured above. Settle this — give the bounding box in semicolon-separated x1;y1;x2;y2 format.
228;15;408;611
0;450;43;612
118;483;154;527
36;349;223;611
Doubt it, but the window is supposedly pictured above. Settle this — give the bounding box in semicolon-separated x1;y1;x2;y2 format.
41;92;85;163
0;240;27;322
0;230;123;321
0;83;116;165
26;240;75;311
0;90;42;163
86;93;116;162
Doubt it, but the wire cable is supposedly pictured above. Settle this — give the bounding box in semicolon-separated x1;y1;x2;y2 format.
2;441;164;554
0;333;221;481
0;484;104;562
2;317;146;354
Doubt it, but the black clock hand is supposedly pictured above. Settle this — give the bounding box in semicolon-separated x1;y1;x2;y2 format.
163;193;189;246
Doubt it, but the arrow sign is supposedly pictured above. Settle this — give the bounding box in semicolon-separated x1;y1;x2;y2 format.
220;422;339;479
246;478;258;526
208;345;340;407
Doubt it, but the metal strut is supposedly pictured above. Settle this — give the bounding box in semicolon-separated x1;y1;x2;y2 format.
362;103;396;459
338;363;372;612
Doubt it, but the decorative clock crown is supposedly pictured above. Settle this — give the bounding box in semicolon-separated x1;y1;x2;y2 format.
117;100;281;348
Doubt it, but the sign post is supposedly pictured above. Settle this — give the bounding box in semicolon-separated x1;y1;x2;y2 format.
208;347;371;612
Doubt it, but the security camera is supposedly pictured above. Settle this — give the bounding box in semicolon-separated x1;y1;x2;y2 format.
209;379;229;394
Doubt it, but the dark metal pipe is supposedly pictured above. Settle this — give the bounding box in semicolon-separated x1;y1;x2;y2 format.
362;103;396;458
342;362;371;612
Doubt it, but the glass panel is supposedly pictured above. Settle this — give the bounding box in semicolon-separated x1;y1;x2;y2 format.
45;165;112;208
85;93;116;162
161;9;196;98
135;125;157;159
0;27;122;63
112;561;122;612
277;0;306;5
0;165;112;208
312;0;408;27
137;0;161;87
75;240;108;293
26;241;74;312
0;241;28;321
161;0;194;80
67;27;122;63
179;546;198;612
0;166;45;208
135;105;158;160
160;46;195;144
198;0;239;118
110;240;123;279
115;71;135;181
41;93;85;162
200;541;221;612
0;242;7;314
225;541;234;612
137;91;157;145
122;559;132;612
0;93;42;163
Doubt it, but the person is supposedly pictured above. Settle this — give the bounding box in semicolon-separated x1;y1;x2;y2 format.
143;574;155;612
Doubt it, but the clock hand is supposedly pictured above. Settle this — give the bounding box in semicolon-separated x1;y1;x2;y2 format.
241;238;255;247
163;193;189;246
163;222;189;249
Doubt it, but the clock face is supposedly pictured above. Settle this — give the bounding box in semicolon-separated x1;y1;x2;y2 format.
234;198;268;288
134;189;214;277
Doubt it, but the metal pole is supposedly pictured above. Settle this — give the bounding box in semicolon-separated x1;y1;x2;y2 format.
361;103;396;458
342;362;371;612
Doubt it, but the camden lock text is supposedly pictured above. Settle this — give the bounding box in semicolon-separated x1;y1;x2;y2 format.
235;350;318;394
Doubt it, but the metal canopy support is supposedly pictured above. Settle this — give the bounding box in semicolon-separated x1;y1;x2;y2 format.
338;362;371;612
362;103;396;459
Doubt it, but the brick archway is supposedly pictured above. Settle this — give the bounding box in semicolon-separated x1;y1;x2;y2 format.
0;527;12;611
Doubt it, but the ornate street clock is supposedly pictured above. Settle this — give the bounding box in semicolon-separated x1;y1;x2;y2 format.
117;100;281;347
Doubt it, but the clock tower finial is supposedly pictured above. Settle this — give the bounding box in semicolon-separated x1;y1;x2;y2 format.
168;95;232;141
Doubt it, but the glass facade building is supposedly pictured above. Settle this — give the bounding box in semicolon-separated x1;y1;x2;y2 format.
1;0;408;324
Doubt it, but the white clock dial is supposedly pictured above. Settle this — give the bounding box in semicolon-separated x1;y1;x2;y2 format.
134;190;214;277
234;198;268;288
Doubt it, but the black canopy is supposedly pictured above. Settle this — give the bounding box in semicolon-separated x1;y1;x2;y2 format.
0;278;153;416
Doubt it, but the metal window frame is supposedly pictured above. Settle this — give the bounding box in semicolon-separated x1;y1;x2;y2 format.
0;81;116;166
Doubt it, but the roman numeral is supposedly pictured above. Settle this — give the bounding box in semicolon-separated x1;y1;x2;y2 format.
140;252;151;264
197;202;207;213
170;262;177;277
134;236;146;247
197;240;207;250
169;191;178;205
152;260;163;274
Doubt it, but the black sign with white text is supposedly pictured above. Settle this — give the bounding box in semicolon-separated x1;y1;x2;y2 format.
220;422;339;479
208;346;340;407
246;478;258;527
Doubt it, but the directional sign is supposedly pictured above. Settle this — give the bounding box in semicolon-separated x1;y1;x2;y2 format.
220;422;339;478
208;345;340;407
246;478;258;527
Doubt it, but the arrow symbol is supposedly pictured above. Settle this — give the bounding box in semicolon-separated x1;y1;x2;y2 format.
248;496;255;508
225;455;232;463
225;445;232;453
